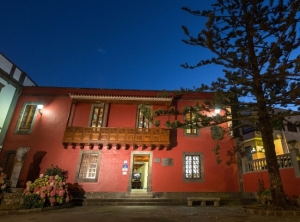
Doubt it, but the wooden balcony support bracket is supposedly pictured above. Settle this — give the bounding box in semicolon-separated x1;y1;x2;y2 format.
133;144;139;150
89;143;94;149
72;143;77;149
80;143;85;149
62;142;68;149
142;144;148;150
107;144;112;150
115;144;121;150
98;143;103;150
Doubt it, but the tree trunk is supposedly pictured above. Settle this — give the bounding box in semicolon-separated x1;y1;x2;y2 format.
258;111;287;208
242;2;287;209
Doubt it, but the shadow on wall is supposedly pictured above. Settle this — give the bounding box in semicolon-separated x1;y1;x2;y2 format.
67;183;86;198
22;151;47;187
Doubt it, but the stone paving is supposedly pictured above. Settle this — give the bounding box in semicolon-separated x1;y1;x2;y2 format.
1;205;300;222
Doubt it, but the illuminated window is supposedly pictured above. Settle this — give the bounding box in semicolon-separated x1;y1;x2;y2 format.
89;104;108;127
91;106;104;127
15;102;39;134
76;151;101;182
136;105;151;128
184;111;197;134
183;152;204;182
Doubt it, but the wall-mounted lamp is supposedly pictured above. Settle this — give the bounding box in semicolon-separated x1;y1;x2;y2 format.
215;109;221;114
37;104;44;115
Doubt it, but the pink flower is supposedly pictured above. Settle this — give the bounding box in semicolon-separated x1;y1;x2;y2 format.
50;190;56;196
40;187;46;192
65;196;70;202
54;175;59;180
59;190;65;197
47;185;53;191
39;174;44;178
0;173;7;178
49;176;54;180
40;192;46;199
59;181;63;186
34;187;40;193
49;197;56;204
26;181;32;186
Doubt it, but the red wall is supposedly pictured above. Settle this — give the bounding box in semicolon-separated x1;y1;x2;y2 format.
243;169;300;198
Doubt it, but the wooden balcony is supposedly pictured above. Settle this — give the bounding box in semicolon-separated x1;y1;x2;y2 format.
62;126;171;149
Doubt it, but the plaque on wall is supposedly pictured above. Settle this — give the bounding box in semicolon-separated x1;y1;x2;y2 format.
162;158;173;166
154;158;161;163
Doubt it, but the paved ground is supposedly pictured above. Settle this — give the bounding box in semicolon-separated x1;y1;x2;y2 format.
1;205;300;222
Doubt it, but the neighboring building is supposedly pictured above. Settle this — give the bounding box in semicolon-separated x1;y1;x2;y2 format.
241;112;300;197
0;86;241;198
0;53;36;151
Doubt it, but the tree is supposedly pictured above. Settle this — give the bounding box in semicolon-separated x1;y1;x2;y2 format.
178;0;300;209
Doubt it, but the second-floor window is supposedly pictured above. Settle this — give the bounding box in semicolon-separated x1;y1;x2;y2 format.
286;122;298;132
15;102;40;134
184;111;198;135
136;105;151;128
91;106;104;127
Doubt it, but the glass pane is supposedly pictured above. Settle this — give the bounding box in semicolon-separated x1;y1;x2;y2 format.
137;106;150;128
19;105;36;131
79;153;98;179
91;107;104;127
185;155;201;179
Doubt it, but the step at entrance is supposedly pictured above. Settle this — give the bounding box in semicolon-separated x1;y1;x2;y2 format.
125;192;153;199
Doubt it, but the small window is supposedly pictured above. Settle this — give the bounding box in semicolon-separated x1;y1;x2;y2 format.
183;152;204;182
88;104;108;127
136;105;151;128
76;151;101;182
14;102;40;134
287;122;298;132
184;110;199;136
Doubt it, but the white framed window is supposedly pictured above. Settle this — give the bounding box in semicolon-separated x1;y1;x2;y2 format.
76;151;101;182
182;152;204;182
14;102;40;134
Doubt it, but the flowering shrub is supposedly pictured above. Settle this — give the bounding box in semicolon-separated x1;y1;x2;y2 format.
23;167;70;209
44;164;68;181
0;167;12;199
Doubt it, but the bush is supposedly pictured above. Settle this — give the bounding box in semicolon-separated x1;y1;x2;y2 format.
44;165;68;181
22;166;70;209
0;167;12;200
23;193;44;209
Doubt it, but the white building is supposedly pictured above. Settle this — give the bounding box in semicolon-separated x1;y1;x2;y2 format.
0;53;36;151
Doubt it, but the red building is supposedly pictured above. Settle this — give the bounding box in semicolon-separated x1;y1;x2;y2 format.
0;86;241;199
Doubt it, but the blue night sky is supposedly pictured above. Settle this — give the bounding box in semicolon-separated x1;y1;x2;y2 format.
0;0;223;90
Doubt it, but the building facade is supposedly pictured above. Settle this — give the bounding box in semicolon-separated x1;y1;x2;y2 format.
0;86;240;198
241;114;300;197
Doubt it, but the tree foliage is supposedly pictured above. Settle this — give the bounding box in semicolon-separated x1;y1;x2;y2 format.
178;0;300;209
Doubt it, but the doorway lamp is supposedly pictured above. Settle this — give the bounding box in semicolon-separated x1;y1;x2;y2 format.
37;104;44;115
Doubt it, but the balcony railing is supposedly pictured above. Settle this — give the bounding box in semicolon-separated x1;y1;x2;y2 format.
62;126;171;148
244;153;293;173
